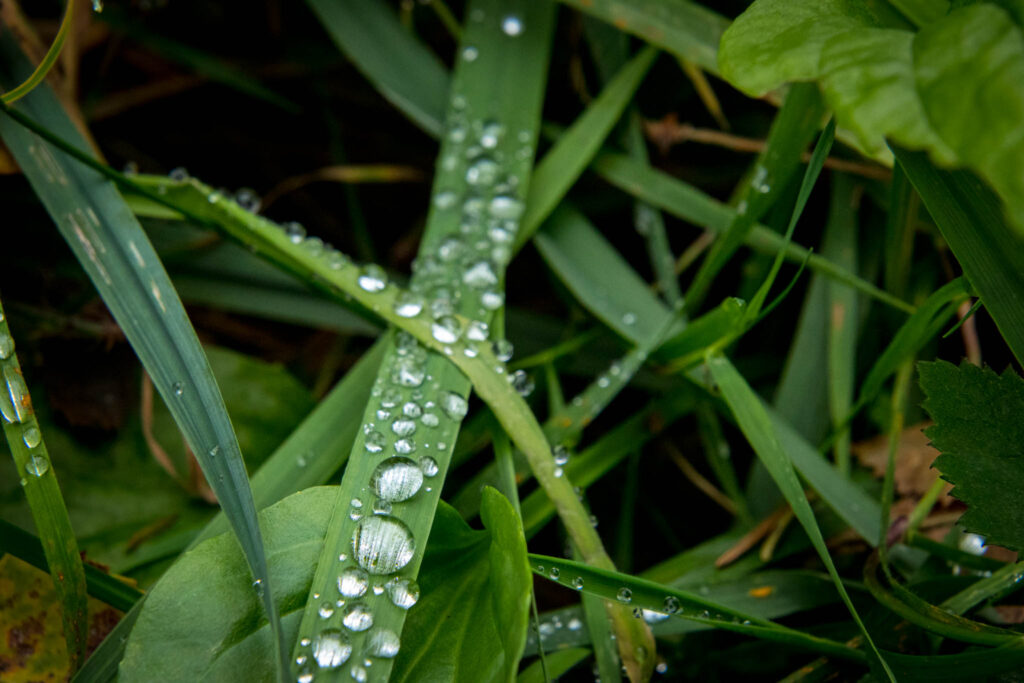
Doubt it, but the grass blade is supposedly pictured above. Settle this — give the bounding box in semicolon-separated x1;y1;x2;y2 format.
894;148;1024;365
305;0;449;135
0;300;88;668
707;355;892;679
0;39;285;678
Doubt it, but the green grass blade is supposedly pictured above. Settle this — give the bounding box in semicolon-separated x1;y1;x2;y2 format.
0;520;142;613
685;83;825;313
0;302;88;668
518;648;591;682
1;0;74;104
0;41;286;678
517;45;658;249
558;0;728;75
305;0;450;135
706;355;892;679
894;148;1024;365
590;151;915;313
528;554;868;664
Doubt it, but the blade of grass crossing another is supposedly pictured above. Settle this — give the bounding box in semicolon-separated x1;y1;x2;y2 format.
0;37;286;679
0;299;88;669
707;355;893;679
290;4;563;681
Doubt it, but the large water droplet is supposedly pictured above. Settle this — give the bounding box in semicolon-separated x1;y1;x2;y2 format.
312;629;352;669
0;334;13;360
342;602;374;631
492;339;513;362
370;457;424;503
394;438;416;455
338;567;369;598
642;609;670;624
431;316;462;344
357;265;388;292
393;292;424;318
662;596;681;614
385;577;420;609
393;357;426;388
3;367;30;424
466;320;489;342
22;426;41;449
352;516;416;575
367;628;401;658
402;401;422;418
25;455;48;477
440;391;468;419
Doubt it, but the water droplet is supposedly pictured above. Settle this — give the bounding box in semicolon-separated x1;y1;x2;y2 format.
319;601;335;619
642;609;670;624
617;588;633;603
663;596;681;614
392;294;424;323
480;290;504;310
367;628;400;658
501;15;523;36
312;629;352;669
91;0;103;12
2;367;30;424
172;382;184;397
433;190;457;209
420;412;440;428
282;221;305;244
549;567;560;580
252;578;264;597
364;431;386;453
553;446;569;466
342;602;374;631
395;438;415;454
510;369;534;396
491;339;513;362
386;577;420;609
22;427;40;449
234;187;261;213
479;120;503;149
338;567;369;597
461;45;479;62
168;167;189;181
488;195;523;219
25;455;48;477
440;391;468;419
357;265;388;292
420;456;439;477
622;312;637;326
0;334;13;360
572;576;584;590
371;457;424;502
391;419;417;437
380;389;401;408
463;261;498;289
350;664;368;682
352;516;416;575
431;316;462;344
465;157;499;186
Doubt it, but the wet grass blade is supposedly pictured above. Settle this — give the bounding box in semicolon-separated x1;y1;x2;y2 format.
528;554;867;664
707;355;893;679
0;300;88;668
894;148;1024;365
517;45;658;249
591;151;915;314
0;39;286;679
305;0;449;135
558;0;728;75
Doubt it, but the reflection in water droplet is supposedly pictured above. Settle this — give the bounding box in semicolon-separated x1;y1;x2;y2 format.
22;427;41;449
319;601;335;619
466;320;489;342
617;587;633;603
393;291;424;318
338;567;369;597
420;456;439;477
370;457;424;502
357;264;388;292
663;596;681;614
386;577;420;609
342;602;374;631
352;516;416;575
431;316;462;344
312;628;352;669
463;261;498;289
440;391;468;419
642;609;670;624
367;628;401;658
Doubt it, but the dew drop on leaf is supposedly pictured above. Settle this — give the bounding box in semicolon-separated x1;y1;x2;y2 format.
352;515;416;575
312;628;352;670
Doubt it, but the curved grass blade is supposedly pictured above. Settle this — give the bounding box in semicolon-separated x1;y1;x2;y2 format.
305;0;449;135
894;148;1024;365
0;301;88;668
517;45;658;249
0;40;286;678
706;355;893;679
590;151;915;313
528;554;868;664
558;0;728;75
1;0;74;104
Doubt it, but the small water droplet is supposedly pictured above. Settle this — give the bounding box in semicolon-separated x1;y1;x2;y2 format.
0;334;13;360
234;187;261;213
351;664;368;682
22;427;40;449
431;316;462;344
282;221;306;244
488;195;523;219
420;456;439;477
642;609;670;624
662;596;681;614
501;15;523;36
553;446;569;467
357;264;388;292
480;290;504;310
461;46;479;62
312;628;352;669
622;312;637;326
391;418;417;437
440;391;468;419
509;370;534;397
549;567;560;580
364;431;386;453
433;190;457;209
342;602;374;631
371;457;424;502
465;157;499;186
172;382;184;397
25;455;48;477
386;577;420;609
168;167;189;181
352;516;416;575
367;628;401;658
252;578;264;597
319;601;335;619
479;120;503;149
463;261;498;289
420;412;440;428
572;576;584;590
338;567;369;597
466;320;489;342
395;438;416;454
617;588;633;603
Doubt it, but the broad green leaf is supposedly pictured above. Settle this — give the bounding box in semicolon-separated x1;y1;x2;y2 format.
558;0;728;75
707;355;892;678
305;0;449;135
0;299;88;667
719;1;1024;234
919;360;1024;553
0;36;284;669
390;489;531;683
119;488;530;683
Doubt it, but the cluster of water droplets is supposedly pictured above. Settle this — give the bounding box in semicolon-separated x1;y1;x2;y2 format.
0;314;48;483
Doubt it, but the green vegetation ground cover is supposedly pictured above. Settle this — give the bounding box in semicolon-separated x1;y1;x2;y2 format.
1;1;1023;681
